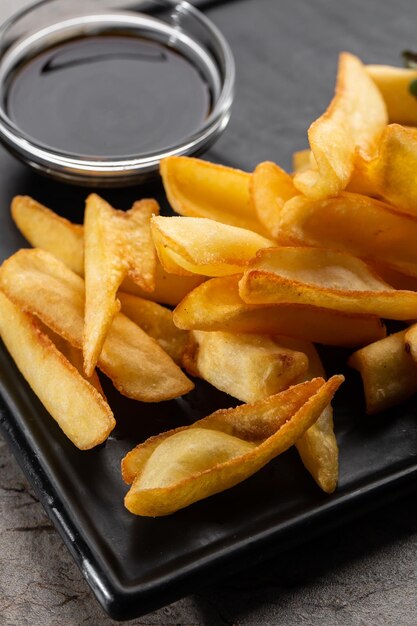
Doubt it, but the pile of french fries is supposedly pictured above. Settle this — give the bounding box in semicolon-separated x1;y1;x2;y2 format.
2;51;417;516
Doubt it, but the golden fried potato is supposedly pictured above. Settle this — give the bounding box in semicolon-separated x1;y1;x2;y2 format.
11;196;84;275
122;376;343;515
239;247;417;320
160;156;268;235
277;338;338;494
349;330;417;414
151;216;273;277
367;264;417;292
292;154;375;195
293;52;387;199
292;149;315;173
367;65;417;125
279;191;417;278
173;275;386;346
182;331;309;403
404;324;417;366
11;194;203;306
0;291;115;449
83;194;158;375
356;124;417;218
250;162;298;240
0;249;194;402
118;291;188;365
184;330;338;493
41;324;105;397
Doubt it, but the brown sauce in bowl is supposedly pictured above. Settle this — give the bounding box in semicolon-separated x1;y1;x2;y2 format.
6;35;212;158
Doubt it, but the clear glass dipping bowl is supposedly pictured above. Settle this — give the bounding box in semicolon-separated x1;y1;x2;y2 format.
0;0;235;186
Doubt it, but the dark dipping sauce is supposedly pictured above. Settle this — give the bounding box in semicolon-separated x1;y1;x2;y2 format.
6;35;212;157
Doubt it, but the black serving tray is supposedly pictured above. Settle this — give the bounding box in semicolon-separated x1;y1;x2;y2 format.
2;0;417;620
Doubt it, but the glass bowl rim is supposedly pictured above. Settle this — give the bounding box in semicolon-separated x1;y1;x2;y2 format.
0;0;235;184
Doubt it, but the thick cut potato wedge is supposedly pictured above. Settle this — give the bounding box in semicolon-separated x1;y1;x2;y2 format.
0;292;115;449
367;65;417;126
279;192;417;278
0;249;194;402
293;52;387;199
369;265;417;292
83;194;158;375
356;124;417;218
11;194;203;306
292;149;315;174
41;324;105;396
276;338;338;493
122;264;204;306
292;154;375;195
183;331;309;403
173;275;386;346
239;247;417;320
12;196;84;275
250;162;298;240
349;330;417;414
160;156;268;236
118;291;188;365
185;331;338;493
122;376;343;515
151;216;273;277
404;325;417;367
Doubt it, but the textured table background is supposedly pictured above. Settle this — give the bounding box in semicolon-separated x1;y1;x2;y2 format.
2;0;417;624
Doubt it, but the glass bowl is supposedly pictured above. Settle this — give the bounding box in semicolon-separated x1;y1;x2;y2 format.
0;0;235;186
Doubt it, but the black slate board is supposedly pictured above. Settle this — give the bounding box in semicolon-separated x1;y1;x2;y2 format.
2;0;417;620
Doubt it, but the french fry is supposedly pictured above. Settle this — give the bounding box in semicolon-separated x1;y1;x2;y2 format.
0;292;115;449
292;154;375;195
185;331;338;493
151;216;273;277
355;124;417;218
122;376;343;515
250;162;298;240
182;331;309;403
11;195;203;306
279;191;417;278
293;52;387;199
123;264;204;306
11;196;84;275
0;249;194;402
160;156;268;236
349;330;417;414
367;65;417;126
239;247;417;320
148;241;194;277
42;324;105;397
122;377;333;485
118;292;188;365
404;324;417;367
277;338;338;493
367;264;417;292
83;194;158;375
173;275;386;346
292;149;315;173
